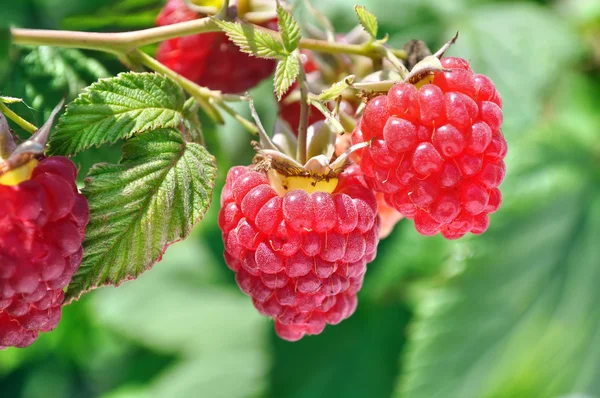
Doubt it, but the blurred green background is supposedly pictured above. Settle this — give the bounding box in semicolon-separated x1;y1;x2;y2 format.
1;0;600;397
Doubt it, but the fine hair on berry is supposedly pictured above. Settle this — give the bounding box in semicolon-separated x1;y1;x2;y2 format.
0;157;89;349
219;166;381;341
352;57;506;239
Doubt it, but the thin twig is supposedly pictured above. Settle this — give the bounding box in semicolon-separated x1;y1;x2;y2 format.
11;20;407;60
0;102;37;134
296;53;310;164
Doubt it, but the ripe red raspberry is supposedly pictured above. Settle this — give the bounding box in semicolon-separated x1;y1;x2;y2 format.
335;130;403;239
0;157;88;349
219;166;381;341
352;57;506;239
155;0;277;94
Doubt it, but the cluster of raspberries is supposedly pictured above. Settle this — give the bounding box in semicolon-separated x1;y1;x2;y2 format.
219;56;506;340
2;1;507;347
0;157;88;349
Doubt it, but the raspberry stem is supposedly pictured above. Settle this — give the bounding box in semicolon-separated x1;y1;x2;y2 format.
11;18;221;54
130;49;219;100
129;49;230;125
10;20;408;61
0;102;37;134
9;16;408;136
296;52;310;165
373;43;409;79
215;99;260;135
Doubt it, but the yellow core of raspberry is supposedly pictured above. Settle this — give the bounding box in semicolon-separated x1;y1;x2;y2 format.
268;169;339;196
414;74;435;89
191;0;224;9
0;159;38;186
236;0;250;16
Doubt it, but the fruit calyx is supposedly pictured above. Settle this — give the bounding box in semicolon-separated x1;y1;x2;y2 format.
0;101;63;186
355;33;460;94
183;0;277;23
251;105;369;196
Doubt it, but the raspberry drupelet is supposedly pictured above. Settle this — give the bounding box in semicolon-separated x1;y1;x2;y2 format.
219;165;380;341
155;0;277;94
0;157;89;349
352;57;506;239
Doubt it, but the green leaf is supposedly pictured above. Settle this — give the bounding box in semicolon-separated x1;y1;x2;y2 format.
182;97;204;144
0;25;11;83
1;46;110;126
22;46;110;99
48;72;186;156
93;237;270;397
272;302;411;398
65;128;217;302
397;75;600;398
276;2;301;53
354;5;378;39
60;0;162;31
213;19;286;59
318;75;355;101
448;3;582;139
274;56;300;100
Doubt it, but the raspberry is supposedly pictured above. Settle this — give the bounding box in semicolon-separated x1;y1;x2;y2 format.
336;131;403;239
156;0;277;93
353;57;506;239
219;165;381;341
0;157;88;349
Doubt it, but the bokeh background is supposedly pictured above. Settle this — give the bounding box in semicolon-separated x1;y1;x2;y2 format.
1;0;600;397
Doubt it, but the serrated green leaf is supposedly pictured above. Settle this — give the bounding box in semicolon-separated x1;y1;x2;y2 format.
318;75;355;101
354;5;378;39
22;46;110;99
397;75;600;398
48;72;186;156
274;56;300;100
276;2;301;53
65;128;217;302
182;97;203;144
213;19;286;59
0;46;110;126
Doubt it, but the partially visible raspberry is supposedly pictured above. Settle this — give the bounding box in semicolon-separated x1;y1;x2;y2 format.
336;130;403;239
353;57;506;239
156;0;277;93
0;157;88;349
219;166;380;341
